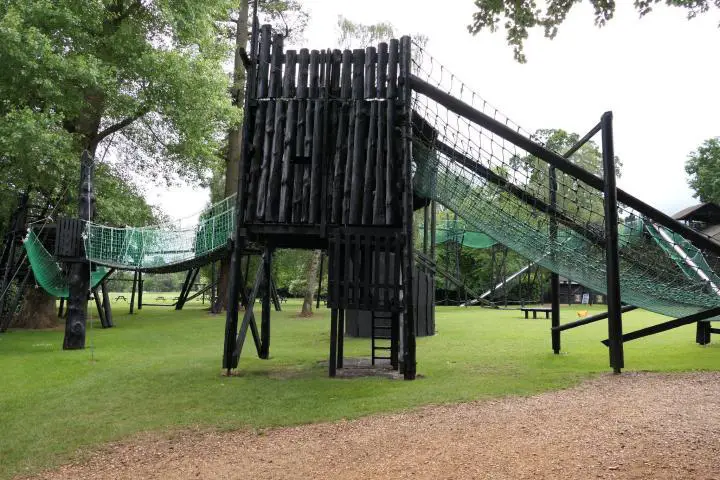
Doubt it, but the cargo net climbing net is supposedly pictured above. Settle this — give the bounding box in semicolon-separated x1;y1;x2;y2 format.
409;41;720;318
83;195;236;273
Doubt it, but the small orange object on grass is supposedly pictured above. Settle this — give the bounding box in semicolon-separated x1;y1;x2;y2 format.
576;310;588;318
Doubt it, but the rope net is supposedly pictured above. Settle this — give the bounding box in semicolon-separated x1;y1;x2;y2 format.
83;195;236;272
425;219;496;249
410;41;720;319
23;230;108;298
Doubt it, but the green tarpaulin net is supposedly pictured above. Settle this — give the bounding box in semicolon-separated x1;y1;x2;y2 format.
429;219;496;249
23;231;108;298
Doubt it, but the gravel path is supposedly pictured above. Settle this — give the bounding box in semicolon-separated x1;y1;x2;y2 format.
29;372;720;480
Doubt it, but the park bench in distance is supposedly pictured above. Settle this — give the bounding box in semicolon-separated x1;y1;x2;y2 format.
520;307;552;319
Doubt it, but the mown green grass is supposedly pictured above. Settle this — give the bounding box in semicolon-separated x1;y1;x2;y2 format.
1;299;718;478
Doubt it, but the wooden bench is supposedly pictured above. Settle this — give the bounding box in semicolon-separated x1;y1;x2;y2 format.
520;307;552;319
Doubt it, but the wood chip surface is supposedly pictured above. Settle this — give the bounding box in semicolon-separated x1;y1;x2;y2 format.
28;372;720;480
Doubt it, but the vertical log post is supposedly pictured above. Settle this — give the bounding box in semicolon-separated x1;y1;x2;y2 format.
399;36;416;380
292;49;309;223
331;50;352;224
301;50;319;222
260;246;272;359
64;150;95;350
245;24;272;223
308;51;326;224
348;49;367;225
279;51;298;222
256;34;283;220
385;40;399;225
137;271;143;310
601;111;624;374
129;270;138;314
361;47;378;225
101;280;113;328
373;43;388;225
549;166;561;354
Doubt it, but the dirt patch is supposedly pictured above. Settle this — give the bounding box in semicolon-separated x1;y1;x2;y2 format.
26;372;720;480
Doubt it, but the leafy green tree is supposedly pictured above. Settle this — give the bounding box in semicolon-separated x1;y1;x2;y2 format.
685;137;720;203
0;0;239;329
468;0;720;62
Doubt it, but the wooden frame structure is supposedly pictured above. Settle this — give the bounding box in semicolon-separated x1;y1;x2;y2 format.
223;23;419;379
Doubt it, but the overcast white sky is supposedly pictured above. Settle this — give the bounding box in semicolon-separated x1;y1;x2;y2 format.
152;0;719;219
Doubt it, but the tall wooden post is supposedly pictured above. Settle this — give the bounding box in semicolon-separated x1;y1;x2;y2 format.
602;111;624;373
63;150;95;350
260;247;272;359
399;36;416;379
549;166;561;354
129;270;138;314
137;271;143;310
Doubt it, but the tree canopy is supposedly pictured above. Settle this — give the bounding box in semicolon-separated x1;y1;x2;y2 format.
685;137;720;204
468;0;720;62
0;0;239;230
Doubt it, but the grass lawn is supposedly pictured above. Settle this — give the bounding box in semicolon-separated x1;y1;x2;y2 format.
1;298;718;479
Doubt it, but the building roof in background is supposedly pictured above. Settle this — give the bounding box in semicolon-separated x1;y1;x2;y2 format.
672;203;720;224
702;224;720;240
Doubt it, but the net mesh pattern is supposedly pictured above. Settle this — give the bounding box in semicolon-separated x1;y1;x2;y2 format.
83;195;235;271
23;230;108;298
410;42;720;318
426;219;496;249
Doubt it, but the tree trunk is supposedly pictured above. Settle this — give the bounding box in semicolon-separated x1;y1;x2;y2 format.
300;250;321;316
13;289;58;329
216;0;250;313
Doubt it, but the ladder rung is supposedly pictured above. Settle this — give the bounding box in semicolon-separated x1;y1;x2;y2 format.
373;346;392;350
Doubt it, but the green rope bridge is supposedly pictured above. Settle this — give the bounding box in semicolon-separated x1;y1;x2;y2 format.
410;41;720;319
24;195;236;295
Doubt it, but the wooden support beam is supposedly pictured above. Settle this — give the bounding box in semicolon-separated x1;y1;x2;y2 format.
602;307;720;345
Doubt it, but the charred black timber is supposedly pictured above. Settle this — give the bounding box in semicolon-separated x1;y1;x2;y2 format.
348;49;368;224
316;252;324;309
399;36;416;379
100;279;114;328
92;287;106;327
321;50;341;234
292;49;309;222
301;50;319;222
385;40;399;225
309;50;327;224
331;50;352;224
409;74;720;257
696;320;711;345
278;50;298;222
329;308;338;377
245;24;271;222
362;48;378;224
602;307;720;345
553;305;638;332
549;165;560;354
373;43;389;225
602;112;623;373
256;34;284;220
260;247;272;359
362;102;378;223
231;258;265;368
337;308;345;369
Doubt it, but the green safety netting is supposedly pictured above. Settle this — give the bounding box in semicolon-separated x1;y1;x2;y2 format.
23;230;108;298
83;195;236;271
411;41;720;319
429;219;496;249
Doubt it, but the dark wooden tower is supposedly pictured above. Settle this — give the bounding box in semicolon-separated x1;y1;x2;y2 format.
222;24;419;379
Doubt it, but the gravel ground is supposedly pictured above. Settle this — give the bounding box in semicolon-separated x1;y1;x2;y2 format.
28;372;720;480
